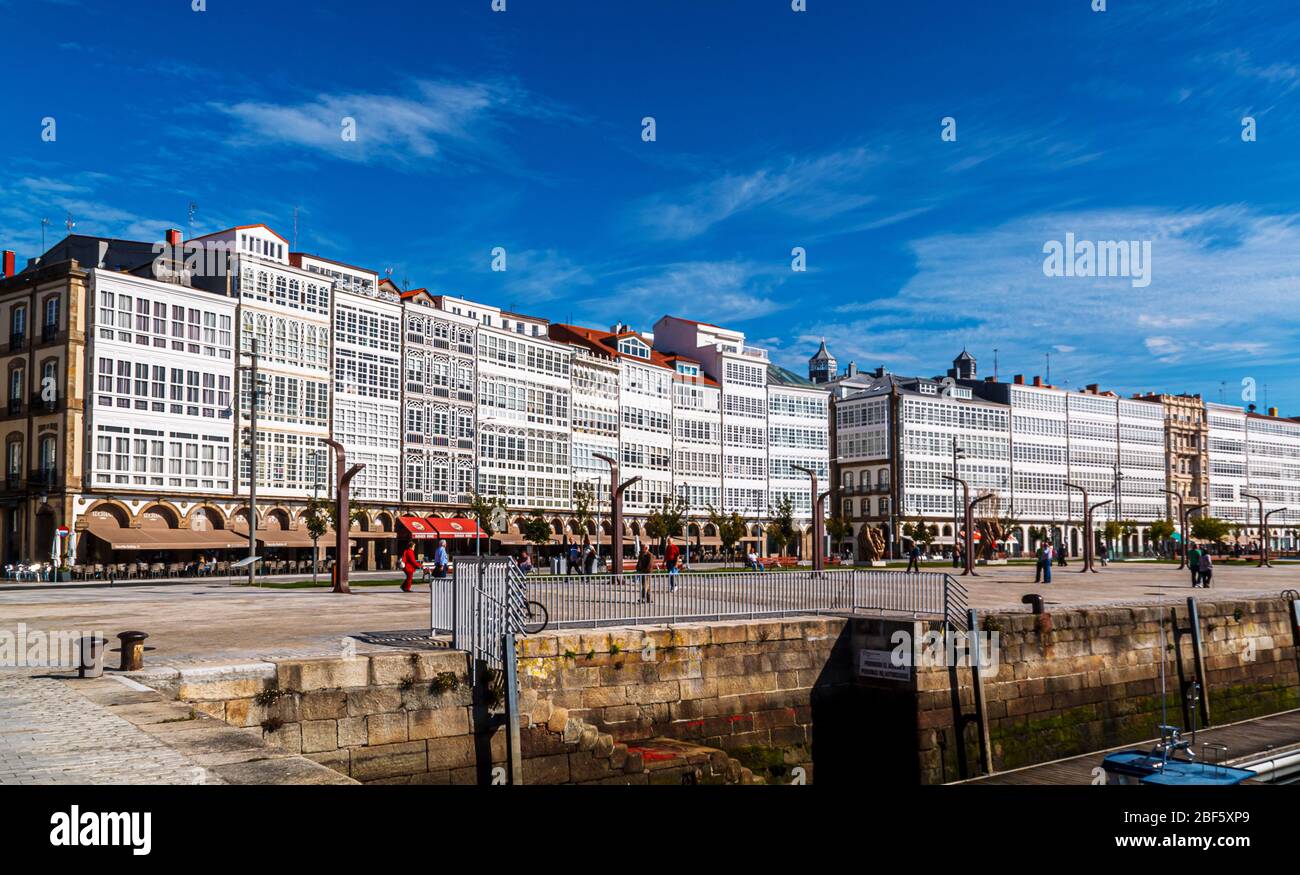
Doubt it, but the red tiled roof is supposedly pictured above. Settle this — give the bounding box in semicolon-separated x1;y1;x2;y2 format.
550;323;719;387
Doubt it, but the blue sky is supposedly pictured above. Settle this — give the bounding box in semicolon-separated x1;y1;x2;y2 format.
3;0;1300;409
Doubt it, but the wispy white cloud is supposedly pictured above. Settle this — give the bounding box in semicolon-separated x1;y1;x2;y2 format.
210;79;570;172
774;205;1300;393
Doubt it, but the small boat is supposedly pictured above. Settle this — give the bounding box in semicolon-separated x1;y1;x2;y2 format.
1100;725;1257;785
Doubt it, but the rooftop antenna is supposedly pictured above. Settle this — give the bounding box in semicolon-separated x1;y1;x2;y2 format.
188;201;197;236
292;206;299;250
65;212;75;234
1045;351;1051;386
41;217;49;252
993;348;999;382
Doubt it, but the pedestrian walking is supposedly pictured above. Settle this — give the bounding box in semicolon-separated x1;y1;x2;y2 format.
1199;550;1213;588
1042;543;1053;584
1188;544;1201;587
636;546;653;603
1056;543;1067;567
432;539;449;578
567;543;580;576
400;543;420;592
906;544;921;574
583;544;596;574
664;539;681;592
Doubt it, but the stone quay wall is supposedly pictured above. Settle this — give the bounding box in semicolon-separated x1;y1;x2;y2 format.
914;597;1300;783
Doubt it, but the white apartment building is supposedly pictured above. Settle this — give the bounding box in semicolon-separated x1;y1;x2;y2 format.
1207;404;1300;548
653;316;830;554
399;288;478;508
435;296;573;515
84;269;236;496
825;350;1169;559
669;354;723;520
291;253;400;504
189;225;332;502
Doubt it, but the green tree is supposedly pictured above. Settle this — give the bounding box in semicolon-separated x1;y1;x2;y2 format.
707;505;748;566
468;490;508;554
572;481;596;545
519;513;554;553
1147;519;1175;556
645;496;688;551
766;494;797;557
1191;516;1231;545
303;495;330;542
826;516;853;554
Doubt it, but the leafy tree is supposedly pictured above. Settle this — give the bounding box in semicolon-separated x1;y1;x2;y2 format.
326;499;364;531
573;481;596;543
304;495;330;542
1191;516;1231;545
519;513;554;552
645;496;688;551
468;490;508;553
766;494;798;557
826;516;853;552
1147;519;1175;556
707;505;749;566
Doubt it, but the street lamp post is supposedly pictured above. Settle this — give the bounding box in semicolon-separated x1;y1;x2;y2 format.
323;438;365;594
1263;508;1285;567
1160;488;1186;568
941;473;990;576
951;438;966;568
1065;482;1105;573
593;452;639;577
792;464;824;571
1241;492;1276;568
236;342;263;587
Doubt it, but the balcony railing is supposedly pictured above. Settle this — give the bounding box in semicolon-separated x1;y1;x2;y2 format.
4;398;22;418
2;475;23;492
40;323;62;344
7;333;25;354
27;468;58;491
28;392;61;414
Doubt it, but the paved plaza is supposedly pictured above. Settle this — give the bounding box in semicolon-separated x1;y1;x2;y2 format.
0;563;1296;667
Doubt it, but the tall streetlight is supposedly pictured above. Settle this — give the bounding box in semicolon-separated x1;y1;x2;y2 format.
593;452;639;576
951;437;966;568
1160;488;1188;568
1241;492;1278;568
1065;482;1106;573
310;447;326;586
236;342;263;587
792;463;824;571
323;438;364;594
942;472;992;576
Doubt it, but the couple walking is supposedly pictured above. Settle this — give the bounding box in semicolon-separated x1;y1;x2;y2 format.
1187;544;1214;588
636;540;681;603
400;539;448;592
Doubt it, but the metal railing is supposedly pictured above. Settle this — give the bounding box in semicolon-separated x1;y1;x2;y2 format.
434;561;968;643
434;558;528;673
523;568;964;630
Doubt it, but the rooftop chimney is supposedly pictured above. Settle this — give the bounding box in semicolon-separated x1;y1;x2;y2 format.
846;361;857;377
165;228;182;247
1086;383;1099;394
1013;374;1024;385
984;376;995;383
1032;376;1043;387
1;250;13;279
1269;406;1279;417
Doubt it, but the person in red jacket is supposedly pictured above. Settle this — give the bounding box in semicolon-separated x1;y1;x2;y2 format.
401;544;420;592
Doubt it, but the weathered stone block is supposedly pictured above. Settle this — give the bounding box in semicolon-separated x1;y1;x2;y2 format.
338;716;367;747
278;657;370;692
408;706;470;740
300;690;348;721
301;719;340;753
346;687;403;717
426;735;477;770
352;741;427;781
367;712;409;746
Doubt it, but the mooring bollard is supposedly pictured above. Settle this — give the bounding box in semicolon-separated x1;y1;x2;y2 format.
78;636;109;678
117;631;149;672
1021;593;1044;615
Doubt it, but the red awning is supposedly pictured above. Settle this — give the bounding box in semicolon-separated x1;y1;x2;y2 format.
398;515;439;539
425;517;484;539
